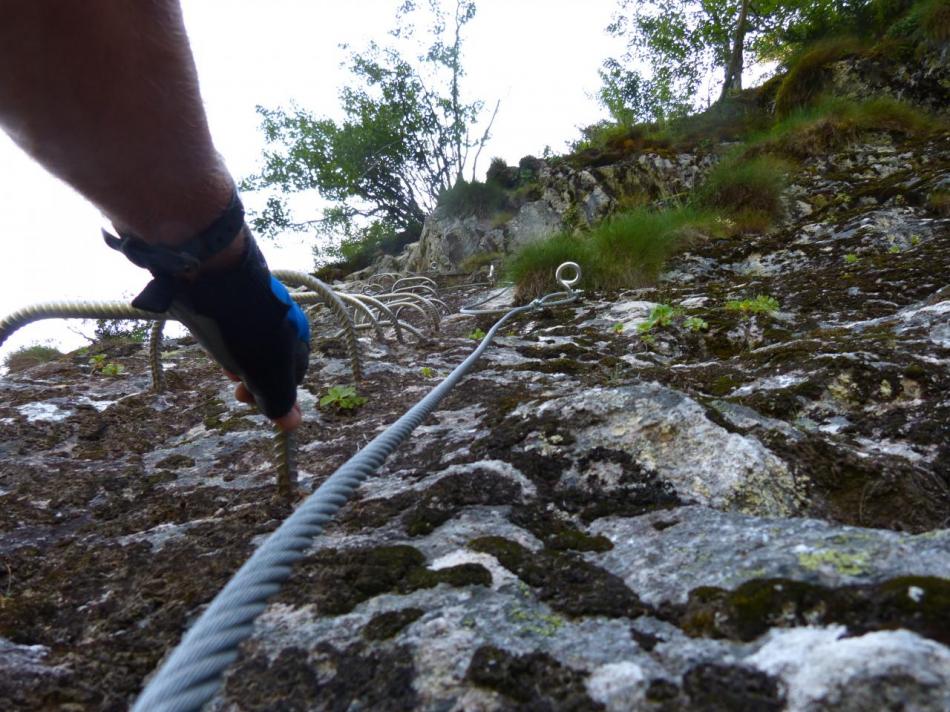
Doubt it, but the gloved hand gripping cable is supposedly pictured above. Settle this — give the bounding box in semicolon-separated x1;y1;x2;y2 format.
103;192;311;419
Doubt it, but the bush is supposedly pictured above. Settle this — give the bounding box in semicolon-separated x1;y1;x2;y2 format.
3;344;63;372
695;155;788;225
747;97;937;159
506;232;594;302
437;179;509;219
887;0;950;41
588;206;713;289
486;157;518;188
774;37;865;117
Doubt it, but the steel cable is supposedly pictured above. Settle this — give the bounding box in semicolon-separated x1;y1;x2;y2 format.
132;266;582;712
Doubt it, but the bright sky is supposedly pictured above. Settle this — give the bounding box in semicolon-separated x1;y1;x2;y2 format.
0;0;625;363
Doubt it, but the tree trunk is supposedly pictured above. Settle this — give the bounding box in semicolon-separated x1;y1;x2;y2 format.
720;0;749;100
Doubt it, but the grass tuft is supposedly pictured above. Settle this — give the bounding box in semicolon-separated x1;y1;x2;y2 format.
775;37;864;117
3;344;63;372
695;156;788;226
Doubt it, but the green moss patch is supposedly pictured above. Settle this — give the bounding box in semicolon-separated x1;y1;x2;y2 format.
466;645;604;710
469;536;648;619
677;575;950;644
362;608;425;641
277;545;491;615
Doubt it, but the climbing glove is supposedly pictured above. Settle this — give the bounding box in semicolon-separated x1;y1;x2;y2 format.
103;192;310;419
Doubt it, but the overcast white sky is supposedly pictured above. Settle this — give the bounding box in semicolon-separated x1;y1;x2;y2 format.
0;0;625;362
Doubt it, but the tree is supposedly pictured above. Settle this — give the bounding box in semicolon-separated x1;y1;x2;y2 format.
243;0;497;260
599;1;876;123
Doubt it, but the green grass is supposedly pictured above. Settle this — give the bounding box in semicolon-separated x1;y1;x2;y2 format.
506;232;594;301
3;344;63;372
587;206;715;290
507;206;718;299
775;37;865;117
694;155;788;225
746;96;938;159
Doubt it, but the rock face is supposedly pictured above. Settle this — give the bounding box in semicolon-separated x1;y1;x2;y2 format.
404;151;714;272
3;102;950;712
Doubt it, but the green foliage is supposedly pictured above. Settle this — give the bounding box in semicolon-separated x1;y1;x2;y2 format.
612;322;625;334
588;206;714;290
88;353;125;377
3;344;62;372
774;37;864;117
420;366;436;378
437;178;508;218
886;0;950;42
725;295;780;315
694;155;788;225
245;0;492;258
684;316;709;331
844;252;860;264
507;205;715;299
638;304;682;337
94;318;149;343
467;328;487;340
319;385;367;411
747;96;937;159
506;232;593;301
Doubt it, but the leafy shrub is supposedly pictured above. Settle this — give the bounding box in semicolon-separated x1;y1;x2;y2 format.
695;156;788;225
437;179;509;219
774;37;864;117
3;344;62;372
486;157;518;188
88;353;126;376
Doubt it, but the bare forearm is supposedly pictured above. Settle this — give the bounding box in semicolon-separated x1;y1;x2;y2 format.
0;0;236;253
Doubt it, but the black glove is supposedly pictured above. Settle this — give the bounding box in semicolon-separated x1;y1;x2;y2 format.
103;194;310;419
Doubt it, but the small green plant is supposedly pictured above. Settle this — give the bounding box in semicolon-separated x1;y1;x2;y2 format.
725;295;780;316
844;253;860;264
319;385;367;411
612;322;624;334
888;244;902;254
468;328;487;340
910;234;922;246
100;362;126;377
684;316;709;332
638;304;682;338
420;366;435;378
88;353;125;376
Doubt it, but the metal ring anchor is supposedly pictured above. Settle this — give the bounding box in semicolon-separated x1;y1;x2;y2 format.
555;262;582;291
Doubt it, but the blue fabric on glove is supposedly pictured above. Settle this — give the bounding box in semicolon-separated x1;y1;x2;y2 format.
108;228;310;419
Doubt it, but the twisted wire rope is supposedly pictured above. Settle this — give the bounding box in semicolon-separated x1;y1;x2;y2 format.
0;300;158;349
132;272;582;712
271;270;363;383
